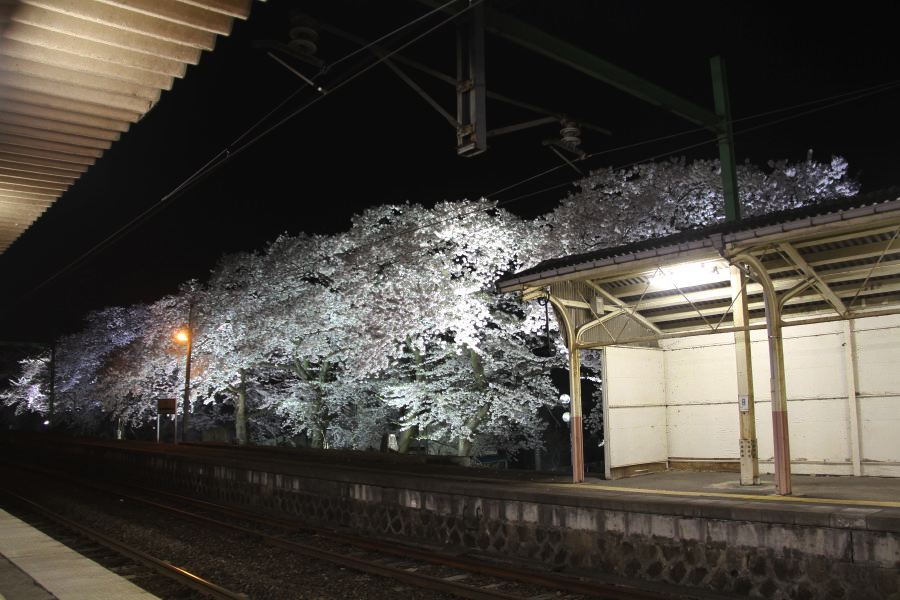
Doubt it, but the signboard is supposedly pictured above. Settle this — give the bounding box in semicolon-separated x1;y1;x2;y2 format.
157;398;177;414
738;395;750;412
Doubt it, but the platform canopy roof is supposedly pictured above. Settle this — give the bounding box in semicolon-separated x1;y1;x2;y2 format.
497;188;900;348
0;0;254;253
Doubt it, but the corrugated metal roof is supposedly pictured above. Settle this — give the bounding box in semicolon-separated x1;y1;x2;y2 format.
499;186;900;289
0;0;253;253
500;186;900;345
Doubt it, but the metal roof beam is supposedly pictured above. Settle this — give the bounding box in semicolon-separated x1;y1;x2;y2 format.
0;85;141;122
0;70;153;113
0;141;97;165
0;133;104;158
778;242;847;315
0;176;68;192
0;153;90;174
0;214;42;224
791;224;900;249
0;55;161;102
178;0;251;20
3;23;188;77
645;281;900;325
95;0;234;36
0;195;54;208
481;6;722;131
604;260;900;312
0;38;175;89
0;198;46;210
0;98;129;132
764;239;900;275
23;0;218;50
413;0;721;130
584;280;662;334
0;123;112;150
0;187;59;201
0;166;75;184
12;4;203;63
0;112;121;142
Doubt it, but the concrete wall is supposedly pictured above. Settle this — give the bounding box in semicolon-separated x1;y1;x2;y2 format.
657;314;900;477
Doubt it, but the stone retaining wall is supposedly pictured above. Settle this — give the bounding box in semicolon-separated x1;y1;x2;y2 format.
10;438;900;600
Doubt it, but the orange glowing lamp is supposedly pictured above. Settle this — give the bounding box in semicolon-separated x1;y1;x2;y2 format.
174;329;190;344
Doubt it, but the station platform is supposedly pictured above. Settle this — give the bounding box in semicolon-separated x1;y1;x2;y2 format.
570;469;900;507
0;508;158;600
3;434;899;599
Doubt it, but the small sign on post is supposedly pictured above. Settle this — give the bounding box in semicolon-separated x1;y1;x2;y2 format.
156;398;177;444
157;398;177;414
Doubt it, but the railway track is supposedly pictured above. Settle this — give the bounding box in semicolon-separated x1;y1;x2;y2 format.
0;489;248;600
3;461;728;600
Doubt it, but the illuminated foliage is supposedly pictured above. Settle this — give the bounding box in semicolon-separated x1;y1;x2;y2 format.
2;155;857;453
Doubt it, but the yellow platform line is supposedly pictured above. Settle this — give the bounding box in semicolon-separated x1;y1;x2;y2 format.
542;483;900;509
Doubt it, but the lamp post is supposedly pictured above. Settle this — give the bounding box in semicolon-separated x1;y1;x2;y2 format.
174;325;192;442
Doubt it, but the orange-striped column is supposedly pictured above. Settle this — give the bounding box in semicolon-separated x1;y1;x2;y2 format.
734;254;792;495
569;346;585;483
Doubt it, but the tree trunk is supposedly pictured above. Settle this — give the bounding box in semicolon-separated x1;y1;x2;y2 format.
235;371;248;445
457;406;489;457
397;425;419;453
397;342;424;454
458;349;489;457
48;342;55;426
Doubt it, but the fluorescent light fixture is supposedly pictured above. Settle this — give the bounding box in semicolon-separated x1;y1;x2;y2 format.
653;260;724;289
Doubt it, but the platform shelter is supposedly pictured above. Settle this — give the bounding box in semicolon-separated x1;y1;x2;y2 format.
498;189;900;495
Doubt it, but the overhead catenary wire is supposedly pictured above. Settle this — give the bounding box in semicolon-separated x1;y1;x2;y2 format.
321;79;900;269
228;79;900;335
490;79;900;203
9;18;899;308
10;0;479;304
17;80;900;368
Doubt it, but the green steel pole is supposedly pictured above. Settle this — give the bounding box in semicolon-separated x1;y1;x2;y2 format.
711;56;740;221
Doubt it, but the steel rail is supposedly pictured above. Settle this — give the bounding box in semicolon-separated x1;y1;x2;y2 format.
0;488;248;600
135;485;678;600
2;463;536;600
5;460;691;600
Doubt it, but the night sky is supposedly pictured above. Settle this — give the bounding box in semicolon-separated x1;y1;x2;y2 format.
1;0;898;343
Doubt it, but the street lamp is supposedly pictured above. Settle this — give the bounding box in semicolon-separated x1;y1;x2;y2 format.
173;326;192;441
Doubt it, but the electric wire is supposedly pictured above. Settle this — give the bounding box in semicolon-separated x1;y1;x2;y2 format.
21;97;900;403
322;0;462;73
18;69;898;317
490;79;900;203
8;28;898;307
10;0;479;303
233;78;900;336
324;80;900;269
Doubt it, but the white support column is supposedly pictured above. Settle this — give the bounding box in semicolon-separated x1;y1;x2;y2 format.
568;346;585;483
842;319;862;476
735;254;792;495
547;294;585;484
730;266;759;485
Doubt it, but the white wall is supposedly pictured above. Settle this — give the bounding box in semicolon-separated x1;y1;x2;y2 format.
655;315;900;477
602;346;667;477
663;332;739;460
855;315;900;475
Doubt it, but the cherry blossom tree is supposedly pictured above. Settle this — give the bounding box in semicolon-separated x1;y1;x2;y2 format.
1;354;50;416
2;154;859;457
336;199;560;456
544;153;858;255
